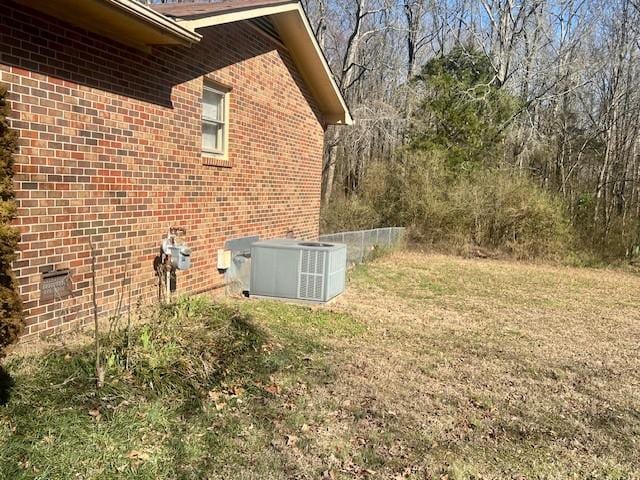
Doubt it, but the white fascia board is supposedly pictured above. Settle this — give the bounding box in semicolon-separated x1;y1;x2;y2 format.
293;4;353;125
174;3;300;30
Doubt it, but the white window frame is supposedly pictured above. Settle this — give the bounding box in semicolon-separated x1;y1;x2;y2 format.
202;82;230;158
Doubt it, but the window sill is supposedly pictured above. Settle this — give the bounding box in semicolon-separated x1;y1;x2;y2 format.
203;153;231;168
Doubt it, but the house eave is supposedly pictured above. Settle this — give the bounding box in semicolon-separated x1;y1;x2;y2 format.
17;0;351;125
15;0;201;50
103;0;202;44
164;3;353;126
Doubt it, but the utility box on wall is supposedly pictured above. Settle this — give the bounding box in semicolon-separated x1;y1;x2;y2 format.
250;239;347;303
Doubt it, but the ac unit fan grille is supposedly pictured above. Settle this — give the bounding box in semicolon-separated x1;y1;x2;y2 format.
298;249;326;300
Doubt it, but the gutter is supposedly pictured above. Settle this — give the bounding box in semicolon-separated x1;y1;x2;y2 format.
105;0;201;44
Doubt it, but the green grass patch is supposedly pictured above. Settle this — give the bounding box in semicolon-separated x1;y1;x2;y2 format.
0;297;363;479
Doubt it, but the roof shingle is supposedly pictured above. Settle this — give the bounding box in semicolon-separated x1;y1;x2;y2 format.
151;0;297;19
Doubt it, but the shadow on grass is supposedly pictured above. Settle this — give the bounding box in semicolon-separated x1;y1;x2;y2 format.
0;302;338;479
0;365;14;406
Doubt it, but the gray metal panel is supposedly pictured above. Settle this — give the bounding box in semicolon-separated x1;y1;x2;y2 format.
225;235;261;293
324;244;346;300
225;235;260;252
250;244;300;299
250;239;347;302
298;249;326;301
231;254;251;292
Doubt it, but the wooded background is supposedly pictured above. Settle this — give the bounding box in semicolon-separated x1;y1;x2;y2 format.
302;0;640;260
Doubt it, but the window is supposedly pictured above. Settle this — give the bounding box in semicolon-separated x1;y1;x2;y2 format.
202;83;228;156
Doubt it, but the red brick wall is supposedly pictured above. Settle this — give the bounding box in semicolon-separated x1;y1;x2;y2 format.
0;2;326;340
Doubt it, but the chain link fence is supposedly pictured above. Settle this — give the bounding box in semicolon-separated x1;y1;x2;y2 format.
319;227;406;265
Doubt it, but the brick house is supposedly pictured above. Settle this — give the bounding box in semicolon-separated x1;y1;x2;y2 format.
1;0;351;340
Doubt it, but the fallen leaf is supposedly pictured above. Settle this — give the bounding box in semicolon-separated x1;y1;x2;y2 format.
264;384;281;396
127;450;150;462
88;409;101;421
230;386;245;397
286;434;298;447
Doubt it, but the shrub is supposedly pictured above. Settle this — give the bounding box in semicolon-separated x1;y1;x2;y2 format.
0;85;23;359
322;153;573;260
451;170;572;259
320;195;381;234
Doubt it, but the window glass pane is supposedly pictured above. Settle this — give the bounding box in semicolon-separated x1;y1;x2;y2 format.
202;122;221;152
203;89;223;121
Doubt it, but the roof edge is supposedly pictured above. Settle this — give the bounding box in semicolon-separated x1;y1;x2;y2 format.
167;3;297;31
155;0;298;20
294;4;353;125
105;0;202;44
161;2;351;125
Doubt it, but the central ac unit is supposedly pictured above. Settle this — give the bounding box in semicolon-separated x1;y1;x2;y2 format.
250;239;347;303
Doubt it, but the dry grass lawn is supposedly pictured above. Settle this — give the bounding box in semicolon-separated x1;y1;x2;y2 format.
320;253;640;478
2;252;640;479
